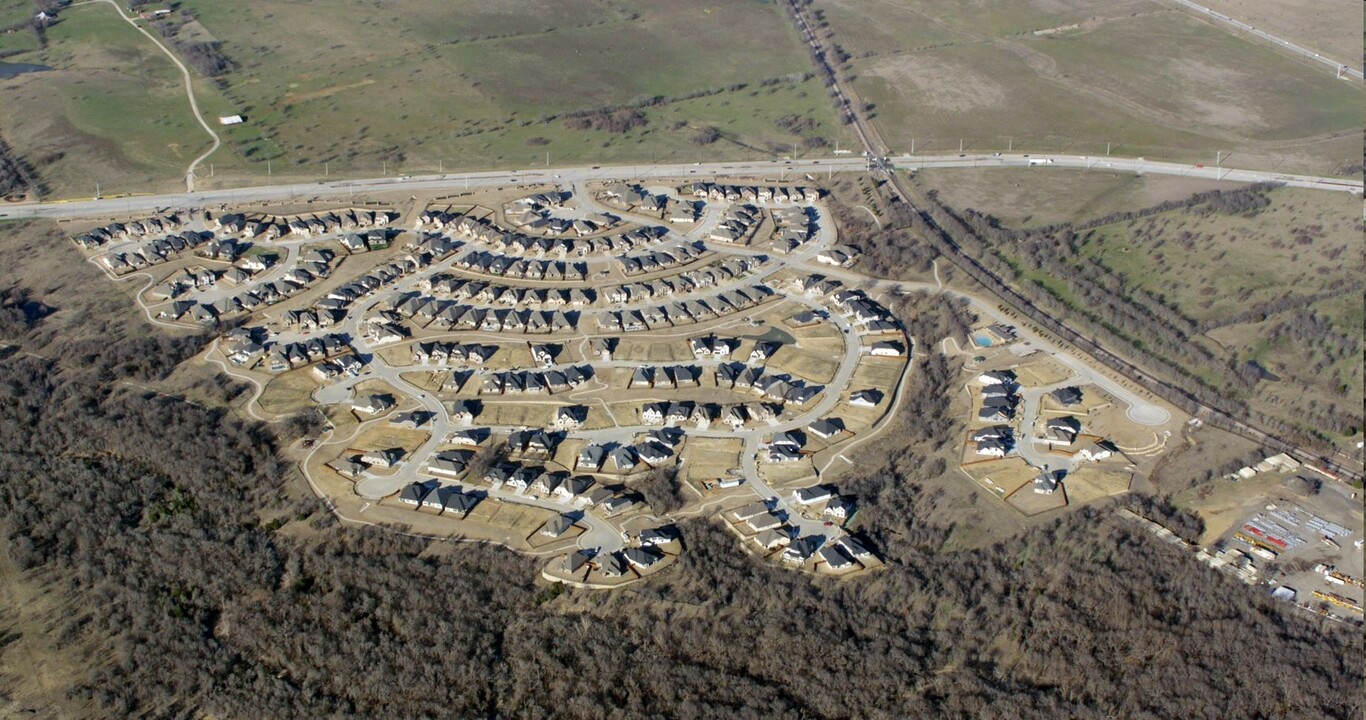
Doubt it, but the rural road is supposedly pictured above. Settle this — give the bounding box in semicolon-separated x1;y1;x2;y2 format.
2;153;1359;222
95;0;221;192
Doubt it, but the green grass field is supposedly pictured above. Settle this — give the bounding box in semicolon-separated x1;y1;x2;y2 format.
0;0;850;195
822;0;1363;174
0;4;250;197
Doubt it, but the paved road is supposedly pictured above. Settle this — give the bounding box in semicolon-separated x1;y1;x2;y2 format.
1165;0;1363;80
2;153;1358;222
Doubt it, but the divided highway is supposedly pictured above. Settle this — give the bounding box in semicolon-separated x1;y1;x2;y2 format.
0;154;1359;222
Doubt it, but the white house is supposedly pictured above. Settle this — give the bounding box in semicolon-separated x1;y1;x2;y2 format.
869;341;905;357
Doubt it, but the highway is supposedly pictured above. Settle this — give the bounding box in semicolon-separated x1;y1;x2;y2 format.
1;153;1359;223
1165;0;1364;81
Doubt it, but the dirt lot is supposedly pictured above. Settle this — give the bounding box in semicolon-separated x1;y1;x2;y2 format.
961;456;1038;500
1005;481;1069;516
1063;465;1133;505
682;437;745;483
1008;352;1073;388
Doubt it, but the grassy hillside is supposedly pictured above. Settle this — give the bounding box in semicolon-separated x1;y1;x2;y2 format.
816;0;1363;175
0;0;850;196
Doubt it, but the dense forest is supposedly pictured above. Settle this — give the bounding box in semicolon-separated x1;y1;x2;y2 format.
0;228;1360;717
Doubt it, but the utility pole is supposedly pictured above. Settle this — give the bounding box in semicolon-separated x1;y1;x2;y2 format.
546;151;550;167
383;160;387;176
95;180;100;200
910;138;914;155
439;159;443;174
267;160;272;176
210;163;214;177
325;162;329;177
1008;137;1012;152
1106;142;1111;156
959;138;963;153
1216;151;1221;179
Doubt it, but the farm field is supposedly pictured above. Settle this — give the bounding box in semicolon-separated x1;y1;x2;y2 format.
1195;0;1362;65
821;0;1362;174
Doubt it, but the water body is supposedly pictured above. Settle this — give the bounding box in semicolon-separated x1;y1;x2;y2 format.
0;62;52;79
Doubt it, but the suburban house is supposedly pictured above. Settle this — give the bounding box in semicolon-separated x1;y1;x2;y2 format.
352;394;395;414
808;418;845;440
1051;386;1084;407
1045;416;1082;445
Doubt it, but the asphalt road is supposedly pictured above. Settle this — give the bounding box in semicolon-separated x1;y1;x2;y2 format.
3;154;1358;223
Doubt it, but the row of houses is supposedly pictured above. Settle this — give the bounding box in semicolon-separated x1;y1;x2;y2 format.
605;256;760;304
640;400;782;428
410;341;498;366
419;274;595;308
501;224;664;256
73;214;190;248
420;206;667;258
786;275;901;334
479;366;594;395
145;265;220;301
397;480;480;517
576;433;680;474
100;230;215;273
208;249;336;321
627;364;702;390
262;334;354;374
714;362;822;406
311;353;365;380
453;250;588;281
975;369;1019;424
396;299;581;334
616;241;708;276
288;248;460;331
679;183;821;204
730;502;871;568
217;208;394;240
338;230;397;254
596;285;775;333
507;208;621;239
